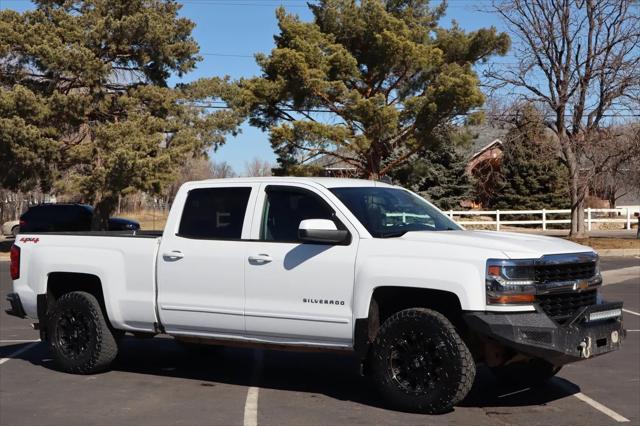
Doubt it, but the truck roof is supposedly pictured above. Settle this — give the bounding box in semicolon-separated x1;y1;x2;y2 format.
188;176;396;189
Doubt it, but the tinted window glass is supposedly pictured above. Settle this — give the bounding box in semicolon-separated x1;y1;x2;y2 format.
21;204;92;232
57;206;78;224
330;187;460;238
178;187;251;239
22;206;47;221
261;187;334;242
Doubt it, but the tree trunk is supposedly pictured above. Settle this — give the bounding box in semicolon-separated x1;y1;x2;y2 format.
607;190;617;209
568;172;587;239
569;179;587;238
92;194;118;231
366;156;381;180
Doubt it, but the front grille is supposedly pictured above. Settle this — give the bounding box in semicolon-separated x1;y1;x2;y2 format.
519;329;553;345
537;290;598;324
534;262;596;283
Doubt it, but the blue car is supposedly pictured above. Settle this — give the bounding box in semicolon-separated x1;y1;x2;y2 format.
19;204;140;232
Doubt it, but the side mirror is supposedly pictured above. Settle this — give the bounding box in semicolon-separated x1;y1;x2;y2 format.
298;219;349;244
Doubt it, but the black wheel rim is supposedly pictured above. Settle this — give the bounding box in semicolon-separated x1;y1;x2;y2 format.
388;331;445;396
55;309;94;359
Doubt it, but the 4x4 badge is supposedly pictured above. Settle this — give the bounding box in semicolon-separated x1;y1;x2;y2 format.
19;237;39;244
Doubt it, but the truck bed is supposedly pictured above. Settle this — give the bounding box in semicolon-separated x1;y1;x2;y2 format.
13;231;162;332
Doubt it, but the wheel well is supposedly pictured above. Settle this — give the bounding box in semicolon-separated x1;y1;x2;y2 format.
355;286;464;359
45;272;110;325
372;286;463;325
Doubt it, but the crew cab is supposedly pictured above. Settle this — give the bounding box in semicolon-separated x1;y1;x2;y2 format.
6;177;624;413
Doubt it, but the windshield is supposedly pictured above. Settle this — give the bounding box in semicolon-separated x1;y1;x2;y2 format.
329;187;461;238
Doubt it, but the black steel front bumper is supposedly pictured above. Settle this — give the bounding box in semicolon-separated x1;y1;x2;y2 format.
464;301;624;365
5;293;26;318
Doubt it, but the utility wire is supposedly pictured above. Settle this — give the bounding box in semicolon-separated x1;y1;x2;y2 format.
199;52;522;65
185;102;640;117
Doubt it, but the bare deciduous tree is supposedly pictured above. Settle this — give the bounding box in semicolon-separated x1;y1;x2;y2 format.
487;0;640;237
244;158;274;177
166;157;236;200
210;160;237;179
589;124;640;207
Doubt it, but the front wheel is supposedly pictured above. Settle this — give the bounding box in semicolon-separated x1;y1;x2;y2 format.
47;291;118;374
11;225;19;238
369;308;476;414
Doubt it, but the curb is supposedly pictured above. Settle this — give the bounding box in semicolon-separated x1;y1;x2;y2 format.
597;248;640;257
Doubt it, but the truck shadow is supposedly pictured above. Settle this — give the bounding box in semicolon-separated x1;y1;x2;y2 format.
5;337;580;413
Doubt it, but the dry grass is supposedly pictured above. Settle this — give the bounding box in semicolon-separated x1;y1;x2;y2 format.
118;210;168;231
566;237;640;250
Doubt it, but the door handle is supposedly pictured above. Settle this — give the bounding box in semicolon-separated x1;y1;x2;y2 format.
163;250;184;261
248;254;272;264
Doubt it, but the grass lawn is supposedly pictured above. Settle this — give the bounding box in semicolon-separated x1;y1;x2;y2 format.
117;210;168;231
570;237;640;250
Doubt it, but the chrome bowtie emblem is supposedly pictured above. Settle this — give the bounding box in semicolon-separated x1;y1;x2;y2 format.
576;281;589;291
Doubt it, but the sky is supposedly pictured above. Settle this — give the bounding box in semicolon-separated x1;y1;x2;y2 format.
0;0;508;173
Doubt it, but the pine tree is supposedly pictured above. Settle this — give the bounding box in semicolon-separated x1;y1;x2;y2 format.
390;129;472;210
0;1;243;227
492;105;570;210
240;0;510;178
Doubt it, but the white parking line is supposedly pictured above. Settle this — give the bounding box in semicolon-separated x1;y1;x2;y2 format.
0;342;39;365
626;329;640;332
244;350;263;426
623;308;640;316
0;339;40;343
573;392;630;423
244;387;259;426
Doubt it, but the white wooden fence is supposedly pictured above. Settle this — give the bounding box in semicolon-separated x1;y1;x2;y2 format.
444;207;640;231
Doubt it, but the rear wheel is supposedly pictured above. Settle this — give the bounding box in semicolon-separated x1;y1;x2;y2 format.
369;308;476;414
47;291;118;374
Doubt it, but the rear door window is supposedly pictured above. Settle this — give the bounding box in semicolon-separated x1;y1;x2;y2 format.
178;187;252;239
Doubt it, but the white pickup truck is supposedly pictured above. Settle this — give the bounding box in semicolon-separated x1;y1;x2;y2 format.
7;177;624;413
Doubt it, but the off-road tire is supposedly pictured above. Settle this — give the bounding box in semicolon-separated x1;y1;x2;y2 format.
491;358;561;386
47;291;118;374
369;308;475;414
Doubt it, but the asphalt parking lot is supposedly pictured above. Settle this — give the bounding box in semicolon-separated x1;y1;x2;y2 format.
1;257;638;426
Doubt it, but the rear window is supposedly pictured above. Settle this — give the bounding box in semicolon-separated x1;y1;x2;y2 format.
22;206;47;220
178;187;251;239
20;204;93;232
23;205;86;221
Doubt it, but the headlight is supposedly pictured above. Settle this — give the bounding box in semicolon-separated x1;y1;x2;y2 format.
486;253;601;305
486;259;537;304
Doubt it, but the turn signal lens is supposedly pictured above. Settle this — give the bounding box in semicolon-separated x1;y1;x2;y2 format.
488;294;535;304
487;265;502;277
